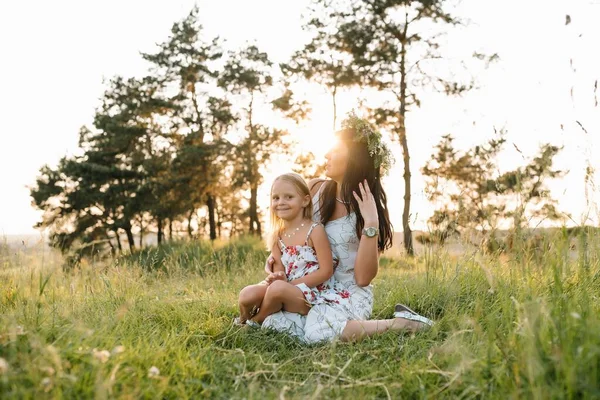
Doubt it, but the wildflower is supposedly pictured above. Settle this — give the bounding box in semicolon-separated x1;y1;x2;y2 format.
40;377;53;392
92;348;110;363
0;358;8;374
148;366;160;378
111;345;126;355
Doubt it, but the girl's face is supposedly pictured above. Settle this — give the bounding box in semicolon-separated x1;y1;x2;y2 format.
271;180;310;222
324;139;349;182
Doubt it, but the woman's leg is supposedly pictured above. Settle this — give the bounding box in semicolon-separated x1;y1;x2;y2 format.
238;284;268;323
340;318;427;342
251;280;311;324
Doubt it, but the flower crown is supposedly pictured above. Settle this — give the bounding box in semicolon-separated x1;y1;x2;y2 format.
341;111;395;176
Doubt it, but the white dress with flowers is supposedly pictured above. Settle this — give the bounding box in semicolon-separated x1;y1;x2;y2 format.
279;223;350;306
262;182;374;343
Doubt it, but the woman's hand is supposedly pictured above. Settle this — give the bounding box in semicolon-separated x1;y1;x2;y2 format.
264;255;275;274
353;179;378;226
265;271;285;285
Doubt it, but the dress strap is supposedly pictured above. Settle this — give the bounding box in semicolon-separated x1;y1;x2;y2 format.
304;222;321;246
312;180;327;220
277;236;287;250
315;180;326;196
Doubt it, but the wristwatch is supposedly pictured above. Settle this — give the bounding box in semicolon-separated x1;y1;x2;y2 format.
362;226;379;238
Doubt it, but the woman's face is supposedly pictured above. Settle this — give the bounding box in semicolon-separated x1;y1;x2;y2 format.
325;140;349;182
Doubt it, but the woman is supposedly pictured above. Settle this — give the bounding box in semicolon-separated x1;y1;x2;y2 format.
262;112;433;343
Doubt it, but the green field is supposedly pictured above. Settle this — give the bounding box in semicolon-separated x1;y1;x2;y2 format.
1;234;599;399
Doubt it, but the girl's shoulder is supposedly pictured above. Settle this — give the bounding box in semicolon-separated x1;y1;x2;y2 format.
304;219;322;230
306;221;326;243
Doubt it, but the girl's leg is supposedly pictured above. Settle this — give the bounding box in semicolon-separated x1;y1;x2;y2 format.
340;318;427;342
238;284;268;323
251;280;311;324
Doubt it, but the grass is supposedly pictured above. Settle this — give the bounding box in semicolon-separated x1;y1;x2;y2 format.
1;233;599;399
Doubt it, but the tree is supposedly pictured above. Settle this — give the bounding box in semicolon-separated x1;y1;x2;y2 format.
142;6;235;241
305;0;497;255
422;132;507;239
93;75;176;246
422;133;566;245
30;70;176;256
219;45;290;237
282;27;358;130
270;85;312;125
30;146;140;257
168;98;236;241
292;153;326;181
31;156;107;256
495;144;567;230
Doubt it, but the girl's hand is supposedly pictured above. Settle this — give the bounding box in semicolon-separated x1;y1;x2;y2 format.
265;271;285;284
264;255;275;274
353;179;379;226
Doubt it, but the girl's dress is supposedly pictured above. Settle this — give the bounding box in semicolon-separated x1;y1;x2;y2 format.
279;222;350;306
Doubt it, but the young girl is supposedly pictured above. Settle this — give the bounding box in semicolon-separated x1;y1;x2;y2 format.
237;173;349;326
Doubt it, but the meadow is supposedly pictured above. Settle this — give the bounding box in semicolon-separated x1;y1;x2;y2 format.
1;232;599;399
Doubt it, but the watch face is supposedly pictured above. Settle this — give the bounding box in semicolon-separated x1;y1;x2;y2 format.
366;227;377;237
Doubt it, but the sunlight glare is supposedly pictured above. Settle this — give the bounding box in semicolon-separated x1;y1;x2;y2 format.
295;100;338;163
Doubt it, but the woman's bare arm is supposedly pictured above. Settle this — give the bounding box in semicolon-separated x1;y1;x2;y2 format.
352;180;380;287
353;234;379;287
271;244;285;275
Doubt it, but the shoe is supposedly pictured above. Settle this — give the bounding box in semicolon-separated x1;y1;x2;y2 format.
233;317;260;328
393;303;434;327
246;320;260;328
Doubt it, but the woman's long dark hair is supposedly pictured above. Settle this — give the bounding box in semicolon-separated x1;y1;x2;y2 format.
317;128;393;251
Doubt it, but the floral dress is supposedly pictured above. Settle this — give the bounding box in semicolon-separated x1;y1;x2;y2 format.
279;222;350;306
262;183;374;343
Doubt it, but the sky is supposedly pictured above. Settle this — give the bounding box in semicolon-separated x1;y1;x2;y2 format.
1;0;599;236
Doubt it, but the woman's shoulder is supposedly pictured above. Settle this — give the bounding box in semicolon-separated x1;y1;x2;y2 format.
308;178;327;197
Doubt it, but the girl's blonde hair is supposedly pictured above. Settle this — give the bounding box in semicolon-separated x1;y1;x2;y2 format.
267;173;313;250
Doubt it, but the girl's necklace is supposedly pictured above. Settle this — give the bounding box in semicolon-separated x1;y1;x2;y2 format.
336;197;350;205
283;223;305;238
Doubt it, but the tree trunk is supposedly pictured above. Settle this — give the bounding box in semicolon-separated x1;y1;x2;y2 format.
187;209;194;237
138;216;144;248
249;183;261;236
400;130;413;256
399;14;414;256
249;183;256;234
207;193;217;241
124;226;135;251
157;218;163;246
216;199;222;238
168;218;173;241
115;229;123;252
107;232;116;256
247;95;261;237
